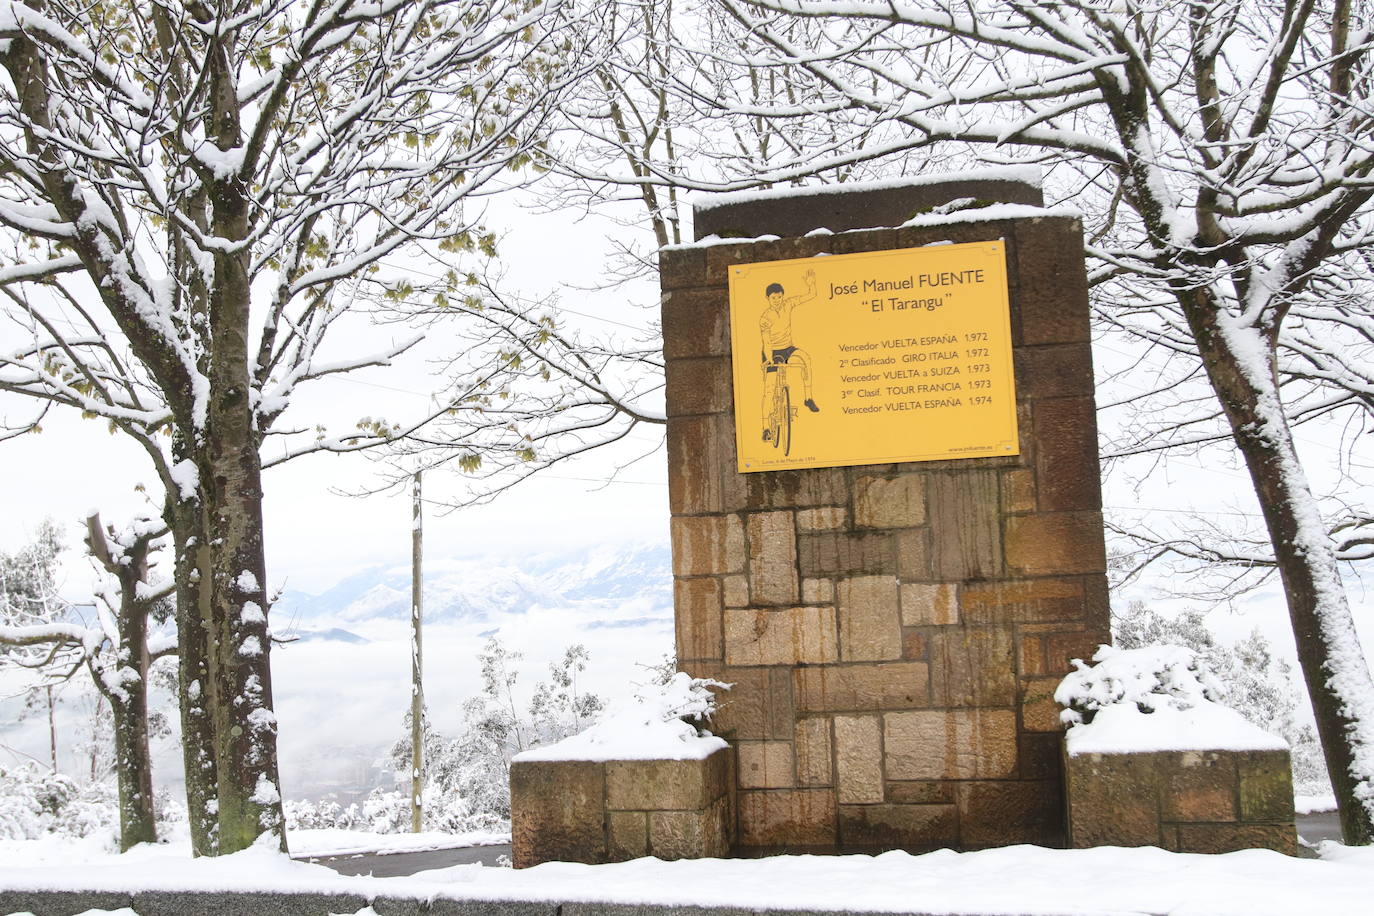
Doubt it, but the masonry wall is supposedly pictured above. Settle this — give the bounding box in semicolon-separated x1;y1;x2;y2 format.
659;211;1111;852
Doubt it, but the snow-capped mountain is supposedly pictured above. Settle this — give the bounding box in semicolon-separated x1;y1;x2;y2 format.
270;541;672;626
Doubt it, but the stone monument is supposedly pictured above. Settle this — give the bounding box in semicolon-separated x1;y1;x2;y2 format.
659;172;1112;852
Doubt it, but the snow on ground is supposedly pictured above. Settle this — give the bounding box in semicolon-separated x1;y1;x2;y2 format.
2;837;1374;915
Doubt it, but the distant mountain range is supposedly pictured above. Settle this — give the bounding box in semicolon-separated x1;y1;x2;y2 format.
270;541;673;627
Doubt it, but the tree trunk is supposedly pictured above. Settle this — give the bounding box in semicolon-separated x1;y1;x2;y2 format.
110;597;157;850
46;685;57;772
204;181;286;854
411;471;424;833
168;489;220;856
1182;289;1374;845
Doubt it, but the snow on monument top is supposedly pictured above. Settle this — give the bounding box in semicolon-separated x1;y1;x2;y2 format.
1056;645;1288;757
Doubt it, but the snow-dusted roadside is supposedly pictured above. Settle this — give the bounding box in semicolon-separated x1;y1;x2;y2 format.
2;838;1373;916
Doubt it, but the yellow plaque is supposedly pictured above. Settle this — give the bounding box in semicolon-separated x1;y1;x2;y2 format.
729;241;1018;472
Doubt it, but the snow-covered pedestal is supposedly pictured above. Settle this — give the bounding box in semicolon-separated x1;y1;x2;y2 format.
509;674;735;868
510;746;733;868
1058;646;1298;855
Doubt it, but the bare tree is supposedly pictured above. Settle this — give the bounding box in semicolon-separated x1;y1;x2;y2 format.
0;515;174;851
1;0;595;853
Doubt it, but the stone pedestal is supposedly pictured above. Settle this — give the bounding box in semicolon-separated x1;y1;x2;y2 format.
660;177;1111;853
510;747;734;868
1064;748;1298;855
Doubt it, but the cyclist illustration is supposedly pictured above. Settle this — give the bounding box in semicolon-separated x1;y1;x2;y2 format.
760;268;821;454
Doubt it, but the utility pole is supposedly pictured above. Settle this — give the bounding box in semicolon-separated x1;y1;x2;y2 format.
410;471;424;833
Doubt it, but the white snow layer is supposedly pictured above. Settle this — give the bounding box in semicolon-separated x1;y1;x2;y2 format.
513;672;727;762
1057;645;1288;755
691;166;1044;211
1065;701;1289;756
1;838;1373;915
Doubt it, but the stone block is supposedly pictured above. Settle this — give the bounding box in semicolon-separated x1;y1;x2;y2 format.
697;177;1041;242
1041;630;1108;676
724;606;838;666
737;789;838;847
745;467;849;510
131;891;371;916
1010;217;1091;347
798;530;894;578
838;575;903;661
900;582;958;626
959;576;1086;625
854;474;926;528
510;759;607;867
927;471;1002;580
795;717;833;786
738;740;795;789
671;514;746;577
665;356;731;417
1018;630;1045;676
668;416;739;516
693;664;794;740
1019;733;1062;781
838;803;959;850
0;891;134;916
1162;752;1237;822
1238;750;1297;822
798;506;847;530
723;574;749;607
674;577;723;662
1172;823;1298;856
902;629;927;660
371;898;428;916
662;287;729;359
606;755;725;811
896;219;1021;252
1020;676;1065;732
886;781;956;805
648;803;729;860
1001;468;1036;514
1032;396;1102;512
795;661;930;712
1013;343;1095;400
929;627;1017;706
802;577;834;604
1064;751;1161;848
834;715;884;804
747;510;800;605
895;529;931;579
884;709;1018;780
608;810;648;860
1005;512;1107;576
658;245;708;291
830;227;901;255
957;780;1063;848
427;901;557;916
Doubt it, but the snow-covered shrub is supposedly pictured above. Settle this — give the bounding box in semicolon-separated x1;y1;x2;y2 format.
0;764;117;840
283;797;364;832
1055;644;1225;727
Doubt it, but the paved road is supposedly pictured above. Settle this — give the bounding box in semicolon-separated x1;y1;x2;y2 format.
301;843;511;877
303;814;1342;878
1297;811;1342;844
